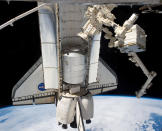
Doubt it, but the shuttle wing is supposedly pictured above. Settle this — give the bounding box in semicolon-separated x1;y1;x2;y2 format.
88;58;118;95
11;58;57;105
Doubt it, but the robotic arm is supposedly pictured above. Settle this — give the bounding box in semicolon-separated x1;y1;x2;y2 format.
128;52;157;98
78;5;157;98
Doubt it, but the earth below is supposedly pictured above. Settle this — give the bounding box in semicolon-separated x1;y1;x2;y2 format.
0;96;162;131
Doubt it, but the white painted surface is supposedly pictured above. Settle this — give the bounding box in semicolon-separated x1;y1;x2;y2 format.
14;64;43;98
88;33;101;83
39;5;59;89
41;44;57;68
123;24;146;53
43;68;58;89
97;59;117;84
63;52;86;84
39;12;56;43
56;97;76;124
88;63;98;83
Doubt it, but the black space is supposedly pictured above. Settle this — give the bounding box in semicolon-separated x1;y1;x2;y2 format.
0;2;161;107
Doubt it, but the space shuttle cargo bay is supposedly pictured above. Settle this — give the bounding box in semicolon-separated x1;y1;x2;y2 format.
12;57;117;105
11;4;118;106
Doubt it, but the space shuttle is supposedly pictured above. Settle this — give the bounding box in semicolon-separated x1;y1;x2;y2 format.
0;0;159;131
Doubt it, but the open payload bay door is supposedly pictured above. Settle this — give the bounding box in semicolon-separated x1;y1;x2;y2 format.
38;3;59;90
88;33;118;95
88;33;101;84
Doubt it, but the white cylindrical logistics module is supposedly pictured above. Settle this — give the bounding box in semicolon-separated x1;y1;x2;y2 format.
63;52;86;84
